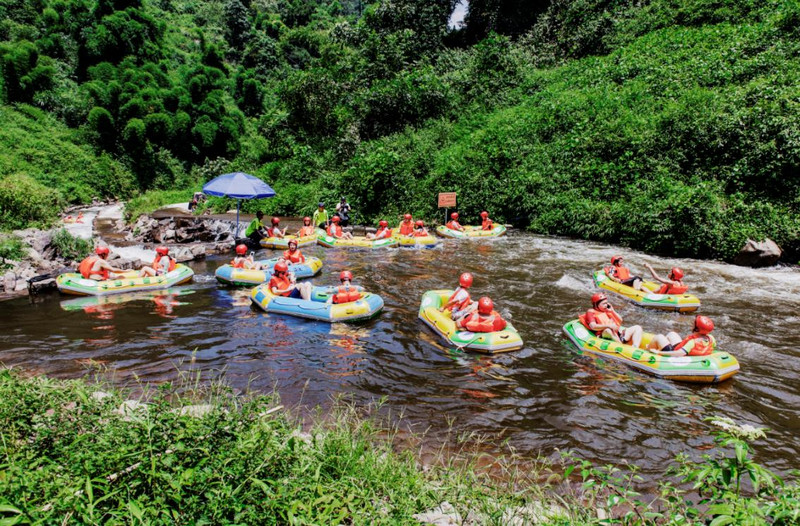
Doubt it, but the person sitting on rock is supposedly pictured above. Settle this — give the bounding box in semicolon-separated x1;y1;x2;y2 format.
78;246;125;281
446;212;464;231
480;211;493;231
282;239;305;264
266;217;285;238
643;263;689;294
367;220;392;240
583;292;644;349
456;297;507;332
231;243;263;270
605;255;644;290
329;271;362;304
398;213;414;236
326;216;353;239
245;211;267;243
412;220;429;237
269;261;311;300
648;315;717;356
140;246;177;277
298;216;316;237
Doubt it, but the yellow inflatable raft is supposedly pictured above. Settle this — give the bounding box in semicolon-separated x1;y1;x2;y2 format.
418;290;523;353
56;265;194;296
317;229;397;249
593;270;700;312
260;234;317;250
435;225;507;239
394;234;439;249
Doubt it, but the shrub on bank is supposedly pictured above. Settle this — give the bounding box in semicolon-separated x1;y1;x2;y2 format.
0;174;61;231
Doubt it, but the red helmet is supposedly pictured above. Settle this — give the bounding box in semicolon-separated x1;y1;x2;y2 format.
694;315;714;335
156;246;169;256
340;270;353;282
271;217;280;225
303;216;311;224
332;216;340;223
274;261;288;273
477;297;494;315
591;292;608;307
611;255;623;265
288;239;298;248
669;267;684;280
459;272;473;288
450;212;459;220
415;220;424;227
480;211;489;218
96;246;110;257
379;220;388;227
236;244;248;255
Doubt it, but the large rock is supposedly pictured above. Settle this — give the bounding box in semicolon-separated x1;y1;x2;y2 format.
3;271;16;292
733;238;783;267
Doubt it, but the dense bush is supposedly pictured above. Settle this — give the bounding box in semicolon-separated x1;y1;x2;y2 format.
0;174;61;230
51;228;91;261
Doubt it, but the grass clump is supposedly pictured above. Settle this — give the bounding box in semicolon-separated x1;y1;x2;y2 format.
0;235;26;268
124;189;197;222
51;229;91;262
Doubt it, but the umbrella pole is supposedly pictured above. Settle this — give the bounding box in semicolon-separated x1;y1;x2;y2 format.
236;200;241;237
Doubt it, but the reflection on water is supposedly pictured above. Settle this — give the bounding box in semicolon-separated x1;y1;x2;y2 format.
2;233;800;476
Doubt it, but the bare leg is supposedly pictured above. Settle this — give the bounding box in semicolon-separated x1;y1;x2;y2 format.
623;325;643;349
298;282;312;301
647;334;670;351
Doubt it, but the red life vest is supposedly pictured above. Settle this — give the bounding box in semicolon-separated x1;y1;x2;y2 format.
332;286;361;304
327;224;343;237
266;227;282;237
447;287;472;311
676;333;716;356
413;229;428;237
78;256;109;280
231;257;246;269
298;226;315;237
152;255;176;273
268;275;293;296
481;219;493;230
446;220;462;230
283;250;305;264
375;227;392;239
462;311;507;333
399;221;414;235
581;309;623;337
657;282;688;294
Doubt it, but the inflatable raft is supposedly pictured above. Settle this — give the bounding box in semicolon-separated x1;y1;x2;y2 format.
60;288;194;311
562;319;739;383
394;234;439;249
418;290;523;353
250;284;384;322
435;225;507;239
316;230;397;249
593;270;700;312
215;257;323;286
56;265;194;296
260;234;317;250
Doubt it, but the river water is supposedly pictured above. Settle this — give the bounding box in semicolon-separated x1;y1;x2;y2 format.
2;230;799;477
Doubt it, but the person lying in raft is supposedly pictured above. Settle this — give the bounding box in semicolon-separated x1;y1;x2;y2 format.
643;263;688;294
269;261;311;300
367;220;392;240
440;272;477;320
231;244;263;270
282;239;305;264
456;297;507;332
298;216;316;237
266;217;286;238
412;220;429;237
480;211;493;230
398;214;415;236
606;255;644;290
446;212;464;231
584;292;644;349
648;315;716;356
329;271;362;304
326;216;354;239
139;246;177;277
78;246;126;281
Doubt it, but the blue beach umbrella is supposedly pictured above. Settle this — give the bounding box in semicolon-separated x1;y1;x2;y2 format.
202;172;276;235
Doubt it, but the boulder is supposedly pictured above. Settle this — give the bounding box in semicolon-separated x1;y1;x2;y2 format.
173;247;195;263
733;238;783;268
164;229;176;241
3;272;16;292
115;258;142;271
190;245;206;258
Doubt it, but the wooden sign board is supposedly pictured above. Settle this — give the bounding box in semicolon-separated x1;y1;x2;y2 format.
438;192;457;208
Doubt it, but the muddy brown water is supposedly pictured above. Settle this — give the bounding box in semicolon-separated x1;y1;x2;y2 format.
2;229;799;477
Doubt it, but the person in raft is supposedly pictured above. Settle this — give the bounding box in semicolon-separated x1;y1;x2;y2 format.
75;211;85;224
643;263;688;294
446;212;464;231
648;315;716;356
480;211;493;230
297;216;316;237
269;261;311;300
413;220;429;237
367;220;392;240
329;271;362;304
606;255;644;290
456;297;507;332
139;246;177;277
245;211;267;243
326;216;354;239
231;243;263;270
266;217;286;238
398;213;415;236
313;202;329;229
584;292;644;349
440;272;477;320
78;246;126;281
281;239;305;264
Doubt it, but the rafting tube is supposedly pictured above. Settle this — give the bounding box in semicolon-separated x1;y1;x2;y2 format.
316;229;398;249
593;270;700;312
418;290;523;353
435;225;507;239
56;265;194;296
215;257;323;286
394;234;439;249
562;319;739;383
260;234;317;250
250;284;384;322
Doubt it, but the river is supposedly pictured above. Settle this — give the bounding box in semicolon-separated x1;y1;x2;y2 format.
2;229;799;477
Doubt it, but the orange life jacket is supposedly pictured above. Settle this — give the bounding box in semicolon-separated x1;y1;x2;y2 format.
676;333;716;356
332;286;361;304
481;219;493;230
399;221;414;235
413;229;428;237
375;227;392;239
462;311;507;333
266;226;282;237
581;309;623;337
283;250;304;264
327;224;343;237
657;281;688;294
78;256;109;280
269;274;293;296
447;287;472;311
446;220;462;230
298;226;315;237
152;255;176;273
607;264;631;280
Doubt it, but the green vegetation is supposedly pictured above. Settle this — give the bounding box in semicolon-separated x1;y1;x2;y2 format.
1;369;798;524
51;228;91;261
0;234;26;267
0;0;798;260
124;189;196;221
